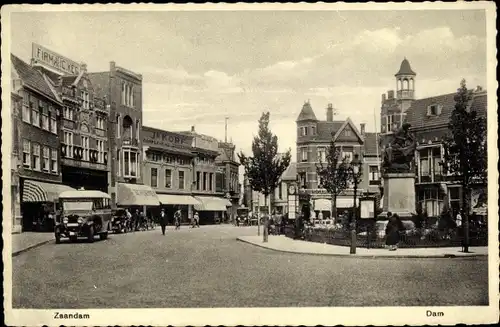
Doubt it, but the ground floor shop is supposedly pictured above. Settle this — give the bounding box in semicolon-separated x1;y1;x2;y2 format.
153;193;199;225
193;196;232;225
115;182;160;220
19;179;75;232
62;165;108;193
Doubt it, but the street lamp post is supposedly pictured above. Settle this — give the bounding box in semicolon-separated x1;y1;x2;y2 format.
350;154;363;255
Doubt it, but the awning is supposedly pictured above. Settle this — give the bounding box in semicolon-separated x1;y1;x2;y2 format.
336;197;359;208
314;199;331;211
158;194;200;205
117;183;160;206
194;196;232;211
22;180;75;203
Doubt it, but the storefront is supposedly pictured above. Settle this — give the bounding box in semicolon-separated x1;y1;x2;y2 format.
155;194;199;225
21;179;76;232
116;182;160;217
193;196;232;224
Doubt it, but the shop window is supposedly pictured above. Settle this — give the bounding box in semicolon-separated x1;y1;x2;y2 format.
165;169;172;188
51;149;58;173
179;171;185;190
22;140;31;168
151;168;158;188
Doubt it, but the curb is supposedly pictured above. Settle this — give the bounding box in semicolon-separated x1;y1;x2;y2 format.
237;237;487;259
12;239;53;257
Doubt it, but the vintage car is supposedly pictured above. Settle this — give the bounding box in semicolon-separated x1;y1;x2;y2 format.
55;190;112;243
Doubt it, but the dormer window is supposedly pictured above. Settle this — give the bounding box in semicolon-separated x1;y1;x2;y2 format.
427;104;442;116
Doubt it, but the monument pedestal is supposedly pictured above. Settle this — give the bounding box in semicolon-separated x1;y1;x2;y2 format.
378;173;416;220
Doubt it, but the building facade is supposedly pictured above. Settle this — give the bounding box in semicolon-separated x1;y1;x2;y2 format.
89;62;159;209
215;141;241;222
142;126;197;224
11;54;74;232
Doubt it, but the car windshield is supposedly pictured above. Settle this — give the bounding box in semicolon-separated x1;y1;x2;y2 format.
62;201;93;211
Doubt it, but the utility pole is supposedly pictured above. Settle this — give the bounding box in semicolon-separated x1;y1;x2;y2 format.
225;117;229;143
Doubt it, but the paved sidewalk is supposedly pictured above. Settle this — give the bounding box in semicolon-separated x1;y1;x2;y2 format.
12;232;54;256
237;235;488;258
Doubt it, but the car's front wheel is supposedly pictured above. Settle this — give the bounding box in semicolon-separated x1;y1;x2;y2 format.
88;225;94;243
55;229;61;244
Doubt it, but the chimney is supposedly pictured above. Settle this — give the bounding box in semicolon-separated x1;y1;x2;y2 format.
326;103;333;121
381;93;386;104
360;123;366;135
191;125;195;132
475;85;483;92
80;63;87;73
110;61;116;71
388;90;394;99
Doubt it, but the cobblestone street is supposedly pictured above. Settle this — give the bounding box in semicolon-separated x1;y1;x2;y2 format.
12;225;488;308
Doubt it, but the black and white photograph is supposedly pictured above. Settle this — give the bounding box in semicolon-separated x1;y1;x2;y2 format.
1;3;498;326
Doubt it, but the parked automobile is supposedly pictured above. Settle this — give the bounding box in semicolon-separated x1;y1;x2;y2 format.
55;190;112;244
111;209;129;233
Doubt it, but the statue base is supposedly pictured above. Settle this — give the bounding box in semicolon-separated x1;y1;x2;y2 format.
377;172;416;221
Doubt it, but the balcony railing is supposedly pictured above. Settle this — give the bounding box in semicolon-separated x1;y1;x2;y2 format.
418;169;444;184
61;144;108;166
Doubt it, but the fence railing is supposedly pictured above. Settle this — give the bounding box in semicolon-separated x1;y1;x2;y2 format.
284;223;487;248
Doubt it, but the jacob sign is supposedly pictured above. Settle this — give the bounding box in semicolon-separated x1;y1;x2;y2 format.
32;43;81;76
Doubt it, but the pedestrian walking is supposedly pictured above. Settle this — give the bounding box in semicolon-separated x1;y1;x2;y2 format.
385;212;401;251
159;208;167;235
194;211;200;228
174;209;181;230
132;209;140;231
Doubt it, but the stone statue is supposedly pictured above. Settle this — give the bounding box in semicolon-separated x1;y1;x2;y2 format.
382;123;416;173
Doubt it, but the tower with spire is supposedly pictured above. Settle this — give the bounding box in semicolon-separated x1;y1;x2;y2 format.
380;58;417;136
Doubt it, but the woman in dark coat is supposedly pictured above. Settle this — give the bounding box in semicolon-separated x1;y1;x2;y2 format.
385;214;401;251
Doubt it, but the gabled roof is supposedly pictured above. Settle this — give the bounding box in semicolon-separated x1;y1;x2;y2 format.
87;72;110;99
281;162;297;181
332;117;364;143
316;121;344;141
363;132;380;156
395;58;416;76
296;101;318;121
11;54;61;104
405;90;486;130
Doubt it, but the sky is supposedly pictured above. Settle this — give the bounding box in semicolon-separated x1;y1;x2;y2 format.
9;9;487;162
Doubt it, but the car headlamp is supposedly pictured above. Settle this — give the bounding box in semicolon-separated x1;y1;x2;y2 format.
77;217;84;224
63;217;69;224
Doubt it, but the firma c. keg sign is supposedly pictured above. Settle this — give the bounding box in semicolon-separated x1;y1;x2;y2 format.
32;43;81;76
143;130;191;148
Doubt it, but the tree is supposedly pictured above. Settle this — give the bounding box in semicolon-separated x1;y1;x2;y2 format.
316;140;350;223
238;112;291;242
442;79;487;252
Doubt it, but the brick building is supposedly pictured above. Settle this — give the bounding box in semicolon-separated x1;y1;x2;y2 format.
215;141;241;222
142;126;198;224
88;62;159;210
11;54;74;232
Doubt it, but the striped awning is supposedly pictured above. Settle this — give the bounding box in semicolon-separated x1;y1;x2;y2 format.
158;194;200;205
194;196;232;211
22;180;75;203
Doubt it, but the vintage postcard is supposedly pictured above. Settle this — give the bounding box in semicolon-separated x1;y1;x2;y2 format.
2;2;498;326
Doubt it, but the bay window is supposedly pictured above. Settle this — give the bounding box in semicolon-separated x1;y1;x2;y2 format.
418;146;443;183
123;149;139;178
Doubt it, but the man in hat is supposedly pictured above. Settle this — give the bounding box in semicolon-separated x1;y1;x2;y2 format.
159;208;168;235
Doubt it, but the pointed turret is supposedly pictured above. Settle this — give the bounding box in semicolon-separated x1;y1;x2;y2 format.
395;57;416;77
296;100;317;122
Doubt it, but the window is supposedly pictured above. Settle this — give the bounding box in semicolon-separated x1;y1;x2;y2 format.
124;151;129;176
22;92;31;123
32;101;40;127
63;106;73;120
96;140;105;163
386;114;393;132
196;171;201;190
311;126;316;135
317;147;326;162
117;150;121;176
301;148;308;162
32;143;41;171
81;90;90;110
279;183;283;200
42;147;50;171
121;82;134;107
64;131;74;158
427;104;441;116
50;113;57;134
116;114;121;138
123;149;138;177
301;126;308;136
151;168;158;188
22;140;31;168
369;166;380;185
203;172;207;190
179;171;185;190
42;112;49;130
165;169;172;188
96;116;105;130
342;151;353;163
299;172;306;188
136;119;140;141
81;136;90;161
208;173;212;191
51;149;58;173
344;129;351;137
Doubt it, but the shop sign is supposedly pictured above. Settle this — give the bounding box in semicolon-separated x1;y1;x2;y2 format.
143;130;191;148
32;43;81;76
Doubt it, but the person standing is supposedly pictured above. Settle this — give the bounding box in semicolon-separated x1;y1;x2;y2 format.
159;209;167;235
132;209;140;231
174;209;181;230
385;212;400;251
194;211;200;228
